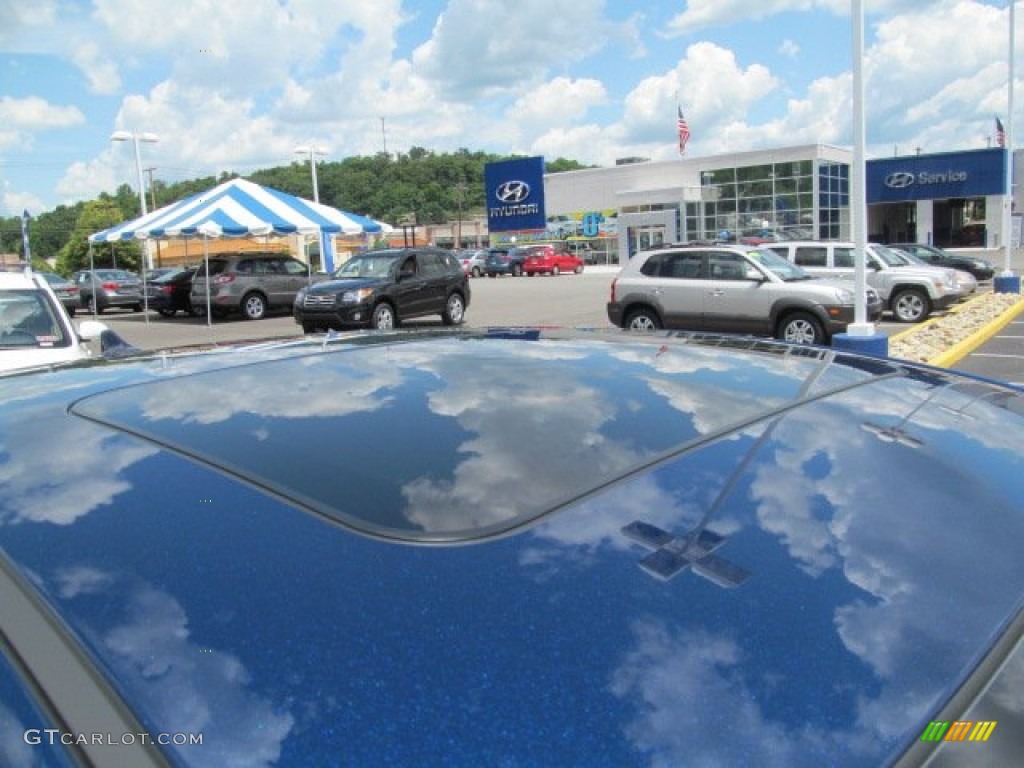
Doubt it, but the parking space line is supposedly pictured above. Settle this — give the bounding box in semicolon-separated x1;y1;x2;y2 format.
967;353;1024;359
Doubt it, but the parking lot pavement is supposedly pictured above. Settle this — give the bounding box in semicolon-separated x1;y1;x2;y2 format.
953;312;1024;387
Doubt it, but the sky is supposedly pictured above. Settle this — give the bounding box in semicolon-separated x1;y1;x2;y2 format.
0;0;1018;218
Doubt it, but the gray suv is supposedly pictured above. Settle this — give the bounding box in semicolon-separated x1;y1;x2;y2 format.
607;244;883;345
190;252;319;320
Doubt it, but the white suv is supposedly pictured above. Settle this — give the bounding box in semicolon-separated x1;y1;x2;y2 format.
606;244;883;345
765;241;960;323
0;270;107;374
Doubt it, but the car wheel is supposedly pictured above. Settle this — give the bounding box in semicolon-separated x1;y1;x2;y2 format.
777;312;825;345
86;297;102;314
552;266;560;276
891;288;931;323
442;293;466;326
158;308;176;318
301;322;320;334
191;303;208;318
132;304;143;313
625;308;661;331
472;267;482;278
574;265;584;274
371;303;396;330
241;292;268;321
67;307;76;317
512;263;523;277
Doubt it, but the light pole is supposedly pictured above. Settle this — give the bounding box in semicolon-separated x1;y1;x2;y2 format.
110;130;159;270
294;144;330;270
294;143;329;203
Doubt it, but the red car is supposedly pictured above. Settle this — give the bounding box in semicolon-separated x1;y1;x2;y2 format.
522;245;584;276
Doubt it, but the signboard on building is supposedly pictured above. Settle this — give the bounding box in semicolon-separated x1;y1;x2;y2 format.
867;148;1006;203
485;156;546;232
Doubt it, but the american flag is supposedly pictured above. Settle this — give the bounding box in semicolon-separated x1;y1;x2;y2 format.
996;116;1006;148
677;106;691;155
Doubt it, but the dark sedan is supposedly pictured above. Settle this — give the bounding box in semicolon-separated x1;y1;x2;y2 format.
1;330;1023;767
889;242;996;280
145;267;197;317
293;247;470;331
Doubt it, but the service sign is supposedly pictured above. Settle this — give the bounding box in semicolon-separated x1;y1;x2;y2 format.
867;148;1006;203
485;157;547;232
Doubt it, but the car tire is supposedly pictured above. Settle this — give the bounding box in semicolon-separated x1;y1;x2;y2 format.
575;265;584;274
471;267;482;278
442;293;466;326
552;266;560;276
526;272;534;277
241;292;268;321
625;308;661;331
891;288;931;323
67;307;76;317
512;264;523;277
371;302;396;330
777;312;825;345
301;322;320;334
86;297;103;314
132;304;143;313
158;308;177;318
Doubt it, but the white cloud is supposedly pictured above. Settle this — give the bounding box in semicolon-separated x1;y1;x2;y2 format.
71;40;122;94
0;96;85;130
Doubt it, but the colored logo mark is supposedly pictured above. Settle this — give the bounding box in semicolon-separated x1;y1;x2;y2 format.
920;721;997;742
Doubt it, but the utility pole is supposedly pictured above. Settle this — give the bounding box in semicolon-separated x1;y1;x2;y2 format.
381;117;388;156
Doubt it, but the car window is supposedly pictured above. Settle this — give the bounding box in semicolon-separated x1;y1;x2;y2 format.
666;253;703;278
399;256;417;277
283;259;309;276
746;248;809;281
834;248;855;268
708;254;748;280
419;253;445;276
793;247;827;267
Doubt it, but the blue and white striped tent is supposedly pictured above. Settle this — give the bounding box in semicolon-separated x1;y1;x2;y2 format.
89;178;389;272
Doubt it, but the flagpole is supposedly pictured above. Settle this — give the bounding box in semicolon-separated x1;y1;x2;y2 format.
1003;0;1016;282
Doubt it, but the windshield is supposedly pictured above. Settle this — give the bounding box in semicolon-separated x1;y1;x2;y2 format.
334;254;400;279
870;245;907;267
745;248;811;281
0;290;67;348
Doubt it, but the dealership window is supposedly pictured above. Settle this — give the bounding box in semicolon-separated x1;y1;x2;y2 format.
818;161;850;240
701;160;815;240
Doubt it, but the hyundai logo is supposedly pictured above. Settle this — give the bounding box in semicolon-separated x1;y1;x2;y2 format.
496;180;531;203
884;172;915;189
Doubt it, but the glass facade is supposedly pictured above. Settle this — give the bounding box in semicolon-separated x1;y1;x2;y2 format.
817;161;850;240
699;161;822;240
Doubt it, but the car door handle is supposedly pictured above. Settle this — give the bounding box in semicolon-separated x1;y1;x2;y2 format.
708;289;725;296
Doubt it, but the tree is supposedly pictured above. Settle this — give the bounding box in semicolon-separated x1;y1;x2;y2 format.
55;200;143;274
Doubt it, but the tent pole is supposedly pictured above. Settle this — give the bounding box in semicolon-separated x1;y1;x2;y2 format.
203;236;212;329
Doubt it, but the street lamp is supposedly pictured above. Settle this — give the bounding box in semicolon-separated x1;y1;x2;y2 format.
294;144;329;203
110;130;159;270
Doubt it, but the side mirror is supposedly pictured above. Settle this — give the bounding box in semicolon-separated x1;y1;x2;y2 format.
745;267;765;282
76;319;108;342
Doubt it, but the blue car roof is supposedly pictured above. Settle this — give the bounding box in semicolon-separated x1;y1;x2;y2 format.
1;330;1023;766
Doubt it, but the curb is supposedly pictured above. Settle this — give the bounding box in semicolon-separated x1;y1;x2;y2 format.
887;292;1024;368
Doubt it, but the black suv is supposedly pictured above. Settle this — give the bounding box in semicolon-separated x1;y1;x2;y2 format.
293;248;470;332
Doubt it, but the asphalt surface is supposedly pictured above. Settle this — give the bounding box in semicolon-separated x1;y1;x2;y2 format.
952;308;1024;387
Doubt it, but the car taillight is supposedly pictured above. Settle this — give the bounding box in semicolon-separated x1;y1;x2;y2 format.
213;273;236;285
160;285;174;295
101;281;119;291
610;278;617;303
67;286;79;294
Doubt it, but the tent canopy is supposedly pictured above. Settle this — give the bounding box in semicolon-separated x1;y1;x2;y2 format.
89;178;387;243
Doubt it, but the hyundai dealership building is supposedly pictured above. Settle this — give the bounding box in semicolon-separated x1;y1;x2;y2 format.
484;145;1015;266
